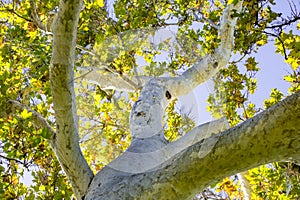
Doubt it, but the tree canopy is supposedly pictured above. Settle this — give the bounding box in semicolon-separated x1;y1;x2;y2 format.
0;0;299;199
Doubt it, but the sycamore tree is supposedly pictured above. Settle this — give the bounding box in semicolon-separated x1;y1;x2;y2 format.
1;0;300;199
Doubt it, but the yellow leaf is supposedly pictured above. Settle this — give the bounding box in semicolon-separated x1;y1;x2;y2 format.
83;26;89;31
285;57;299;70
256;39;266;46
39;185;46;191
13;178;19;186
37;104;43;112
95;0;104;7
94;94;102;102
21;109;32;119
228;0;237;5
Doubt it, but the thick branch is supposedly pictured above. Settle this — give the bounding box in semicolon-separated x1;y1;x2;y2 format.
50;0;93;198
77;2;243;94
85;75;230;197
155;90;300;199
86;90;300;199
163;1;243;97
118;118;228;171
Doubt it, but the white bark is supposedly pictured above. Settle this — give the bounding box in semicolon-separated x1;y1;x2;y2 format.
112;118;228;171
85;91;300;199
85;1;246;199
80;2;242;98
162;2;243;97
45;0;300;199
50;0;93;198
238;171;252;200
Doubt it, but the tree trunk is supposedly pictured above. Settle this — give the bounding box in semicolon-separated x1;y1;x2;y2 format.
47;0;300;199
85;90;300;199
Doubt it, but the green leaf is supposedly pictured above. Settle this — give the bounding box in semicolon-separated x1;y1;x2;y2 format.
41;128;51;139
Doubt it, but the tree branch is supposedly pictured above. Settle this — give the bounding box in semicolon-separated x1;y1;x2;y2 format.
86;90;300;199
76;45;140;91
78;1;243;98
162;1;244;98
76;68;150;92
193;10;220;30
238;171;252;200
103;118;229;175
50;0;94;198
29;0;47;31
0;8;32;22
0;154;30;167
263;31;288;60
266;0;300;30
266;15;300;29
3;100;56;148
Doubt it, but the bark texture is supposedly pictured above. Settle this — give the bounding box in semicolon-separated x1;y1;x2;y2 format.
85;90;300;199
85;1;247;199
50;0;94;198
45;0;300;199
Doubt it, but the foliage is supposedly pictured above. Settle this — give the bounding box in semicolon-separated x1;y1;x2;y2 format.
248;163;300;199
206;1;300;198
0;0;74;198
164;99;195;141
0;0;299;199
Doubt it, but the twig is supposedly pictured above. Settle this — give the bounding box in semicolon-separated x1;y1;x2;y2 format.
7;100;56;146
266;0;300;30
76;44;140;91
73;68;94;81
0;154;29;167
266;16;300;29
263;31;288;60
1;8;32;22
193;10;220;30
231;53;248;64
29;0;47;31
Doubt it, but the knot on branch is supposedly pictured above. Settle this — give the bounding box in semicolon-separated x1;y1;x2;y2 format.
165;91;172;100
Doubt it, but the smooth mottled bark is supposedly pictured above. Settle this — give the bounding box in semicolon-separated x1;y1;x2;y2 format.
50;0;94;198
21;0;300;199
85;91;300;199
